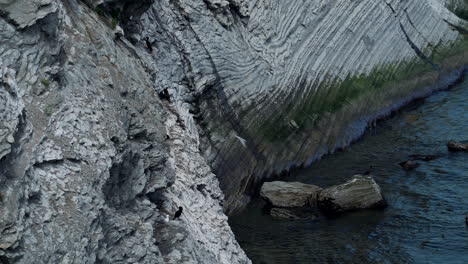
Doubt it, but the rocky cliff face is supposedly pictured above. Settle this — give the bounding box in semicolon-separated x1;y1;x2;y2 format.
167;0;467;213
0;0;466;263
0;0;248;263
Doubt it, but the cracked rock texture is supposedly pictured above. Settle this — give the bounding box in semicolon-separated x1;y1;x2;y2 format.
260;181;322;208
0;0;248;263
0;0;467;263
317;175;387;215
159;0;467;213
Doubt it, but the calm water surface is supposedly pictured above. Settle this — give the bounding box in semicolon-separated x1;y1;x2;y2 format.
230;76;468;264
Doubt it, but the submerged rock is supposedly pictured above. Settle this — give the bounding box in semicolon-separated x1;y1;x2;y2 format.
317;175;387;215
409;154;439;161
433;168;449;174
399;160;420;170
260;181;322;208
270;208;318;221
447;141;468;152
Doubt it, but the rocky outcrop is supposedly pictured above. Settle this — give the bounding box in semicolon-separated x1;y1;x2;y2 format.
0;0;467;262
399;160;421;170
0;67;24;160
261;177;386;217
0;0;248;263
447;140;468;151
260;181;322;208
148;0;468;213
317;175;387;215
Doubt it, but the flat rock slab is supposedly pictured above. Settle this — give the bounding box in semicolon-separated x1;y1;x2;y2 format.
317;175;387;215
260;181;322;208
447;141;468;152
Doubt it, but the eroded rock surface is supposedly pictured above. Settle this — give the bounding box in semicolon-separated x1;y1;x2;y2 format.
317;175;387;215
447;141;468;151
260;181;322;208
0;0;248;263
0;0;467;262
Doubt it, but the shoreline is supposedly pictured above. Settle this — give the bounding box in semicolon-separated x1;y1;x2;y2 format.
229;64;467;215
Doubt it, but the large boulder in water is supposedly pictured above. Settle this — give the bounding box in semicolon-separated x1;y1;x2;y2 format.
317;175;387;215
260;181;322;207
399;160;420;171
447;141;468;152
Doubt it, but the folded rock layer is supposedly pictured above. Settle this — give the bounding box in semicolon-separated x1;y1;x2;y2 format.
0;0;467;263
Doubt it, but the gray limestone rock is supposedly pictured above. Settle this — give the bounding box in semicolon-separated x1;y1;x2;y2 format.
399;160;421;171
0;0;467;262
0;0;57;28
447;141;468;151
260;181;322;208
0;1;249;263
0;67;23;160
317;175;387;215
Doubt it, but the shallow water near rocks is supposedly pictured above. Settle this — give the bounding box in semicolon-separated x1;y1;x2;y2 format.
229;75;468;264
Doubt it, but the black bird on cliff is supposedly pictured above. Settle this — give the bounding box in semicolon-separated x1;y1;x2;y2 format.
145;37;153;53
363;166;373;176
173;206;183;220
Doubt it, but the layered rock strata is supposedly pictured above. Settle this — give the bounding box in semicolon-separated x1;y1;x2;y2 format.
0;0;467;262
170;0;468;213
0;1;248;263
317;175;387;215
260;181;322;208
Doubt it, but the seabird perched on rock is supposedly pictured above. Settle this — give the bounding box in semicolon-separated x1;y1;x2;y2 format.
114;25;124;40
173;206;183;220
158;88;170;102
363;166;373;175
145;37;153;53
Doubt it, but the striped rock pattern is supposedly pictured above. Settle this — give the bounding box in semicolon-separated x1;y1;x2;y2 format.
143;0;468;213
0;1;249;263
0;0;467;263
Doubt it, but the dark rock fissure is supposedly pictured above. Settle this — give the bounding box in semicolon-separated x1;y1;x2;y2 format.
399;23;441;71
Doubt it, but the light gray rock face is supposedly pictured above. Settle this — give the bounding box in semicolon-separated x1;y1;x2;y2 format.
317;175;387;215
143;0;467;213
260;181;322;208
0;0;467;262
0;67;24;160
0;0;248;263
0;0;57;28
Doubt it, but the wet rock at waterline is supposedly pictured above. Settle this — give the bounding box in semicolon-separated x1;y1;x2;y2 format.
399;160;420;170
409;154;440;161
447;141;468;152
317;175;387;215
434;168;450;174
260;181;322;208
270;208;318;221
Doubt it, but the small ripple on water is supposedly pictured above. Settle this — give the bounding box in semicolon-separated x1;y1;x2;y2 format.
230;76;468;264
